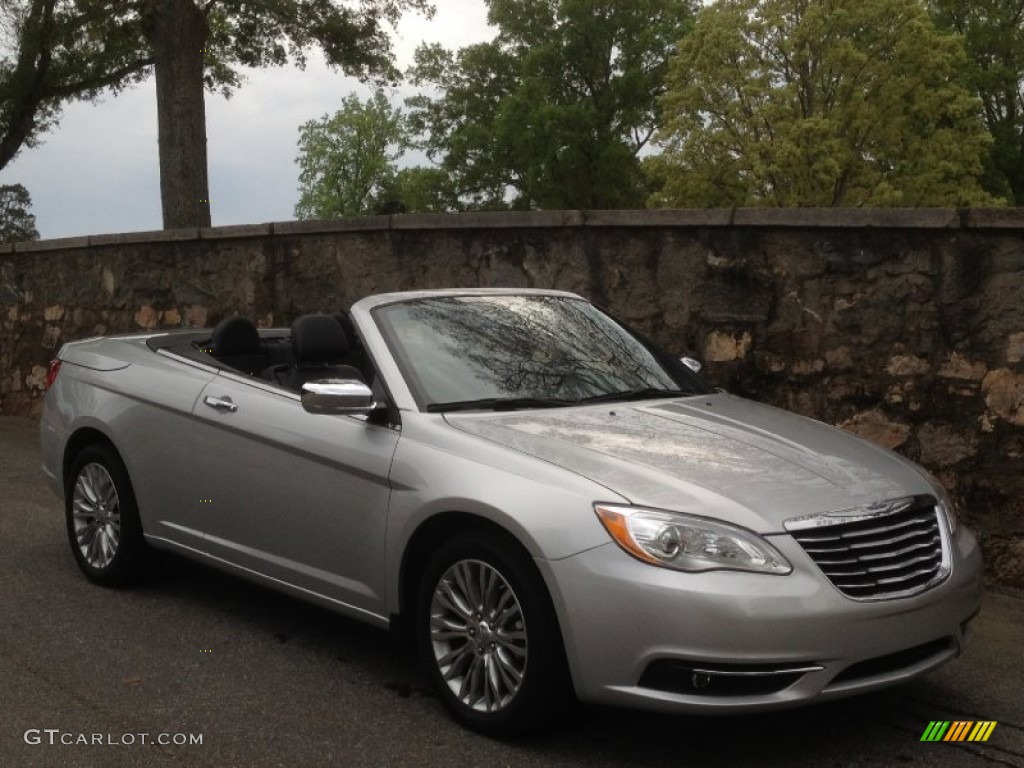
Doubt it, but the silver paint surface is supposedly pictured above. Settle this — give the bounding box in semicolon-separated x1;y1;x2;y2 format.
40;288;984;714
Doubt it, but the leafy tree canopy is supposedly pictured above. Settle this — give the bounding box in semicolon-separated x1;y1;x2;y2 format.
407;0;696;210
187;0;432;92
1;0;431;226
295;90;461;217
0;0;152;170
374;166;463;213
295;90;406;218
928;0;1024;203
651;0;1001;208
0;182;39;241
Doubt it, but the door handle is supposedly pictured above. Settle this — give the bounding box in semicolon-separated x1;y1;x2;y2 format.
203;395;238;413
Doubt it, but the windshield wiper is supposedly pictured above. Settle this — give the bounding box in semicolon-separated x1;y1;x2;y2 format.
577;387;693;404
426;397;574;413
428;388;695;413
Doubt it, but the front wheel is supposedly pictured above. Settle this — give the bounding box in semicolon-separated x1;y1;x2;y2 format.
65;443;146;587
415;531;573;736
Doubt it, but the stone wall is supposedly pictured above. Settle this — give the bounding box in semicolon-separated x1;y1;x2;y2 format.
2;209;1022;586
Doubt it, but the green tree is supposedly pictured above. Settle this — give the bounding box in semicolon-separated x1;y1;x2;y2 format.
651;0;1000;208
295;92;460;216
407;0;695;210
373;166;463;213
295;90;406;218
1;0;431;229
141;0;430;229
0;182;39;242
0;1;153;171
928;0;1024;203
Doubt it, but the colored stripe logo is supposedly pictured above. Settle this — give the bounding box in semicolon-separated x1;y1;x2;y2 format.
920;721;997;742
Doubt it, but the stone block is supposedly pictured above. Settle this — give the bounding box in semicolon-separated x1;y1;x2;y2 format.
15;236;90;252
585;209;731;227
1008;332;1024;364
273;217;390;236
134;305;158;330
89;228;200;246
886;355;930;376
937;353;987;381
838;409;911;449
963;208;1024;229
917;423;979;467
200;224;272;240
703;331;752;362
983;369;1024;426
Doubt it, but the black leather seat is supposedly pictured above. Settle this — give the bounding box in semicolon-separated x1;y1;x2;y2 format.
281;314;364;391
209;316;265;375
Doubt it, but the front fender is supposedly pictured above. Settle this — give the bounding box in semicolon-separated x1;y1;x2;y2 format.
382;412;623;613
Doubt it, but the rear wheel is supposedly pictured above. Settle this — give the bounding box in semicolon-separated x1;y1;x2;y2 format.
66;444;146;587
415;530;573;736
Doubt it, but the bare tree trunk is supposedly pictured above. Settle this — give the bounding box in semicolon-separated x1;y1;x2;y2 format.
141;0;211;229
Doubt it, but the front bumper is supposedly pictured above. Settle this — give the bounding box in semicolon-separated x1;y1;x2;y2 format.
538;526;982;713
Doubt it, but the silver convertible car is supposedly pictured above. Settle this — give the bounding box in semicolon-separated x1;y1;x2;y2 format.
41;288;982;735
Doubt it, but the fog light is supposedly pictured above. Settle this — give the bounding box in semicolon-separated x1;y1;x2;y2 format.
691;672;712;690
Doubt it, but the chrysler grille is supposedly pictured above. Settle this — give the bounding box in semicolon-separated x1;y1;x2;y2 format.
786;498;947;600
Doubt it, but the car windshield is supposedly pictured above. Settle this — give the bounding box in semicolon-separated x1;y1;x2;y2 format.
373;295;713;411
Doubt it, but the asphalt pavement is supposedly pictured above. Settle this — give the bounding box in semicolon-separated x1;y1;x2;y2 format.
1;415;1022;768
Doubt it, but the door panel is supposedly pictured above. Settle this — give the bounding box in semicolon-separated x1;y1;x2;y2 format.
106;355;217;551
189;373;399;615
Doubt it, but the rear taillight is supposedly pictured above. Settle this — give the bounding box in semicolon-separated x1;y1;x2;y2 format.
45;358;62;390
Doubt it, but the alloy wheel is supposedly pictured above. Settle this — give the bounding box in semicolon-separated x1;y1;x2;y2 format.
429;559;528;713
71;462;121;570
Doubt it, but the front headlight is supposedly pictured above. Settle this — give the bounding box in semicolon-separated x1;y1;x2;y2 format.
594;504;792;574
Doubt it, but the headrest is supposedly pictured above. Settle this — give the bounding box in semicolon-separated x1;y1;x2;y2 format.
211;316;260;355
291;314;350;364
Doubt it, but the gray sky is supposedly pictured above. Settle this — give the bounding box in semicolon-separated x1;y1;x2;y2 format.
1;1;492;240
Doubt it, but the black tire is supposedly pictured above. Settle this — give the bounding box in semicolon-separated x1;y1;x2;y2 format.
65;443;147;587
415;530;574;736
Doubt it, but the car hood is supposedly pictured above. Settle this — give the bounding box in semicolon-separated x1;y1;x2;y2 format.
444;393;932;533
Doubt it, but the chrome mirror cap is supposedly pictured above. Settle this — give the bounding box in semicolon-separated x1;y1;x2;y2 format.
681;356;703;374
301;379;376;415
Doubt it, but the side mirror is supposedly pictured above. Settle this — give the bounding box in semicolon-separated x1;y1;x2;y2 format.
680;356;703;374
301;379;377;415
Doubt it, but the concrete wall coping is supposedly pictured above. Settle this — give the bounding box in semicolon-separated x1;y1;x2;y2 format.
8;208;1024;252
88;228;200;247
14;236;92;252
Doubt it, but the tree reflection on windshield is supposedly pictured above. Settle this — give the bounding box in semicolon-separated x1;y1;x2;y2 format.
375;295;706;409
